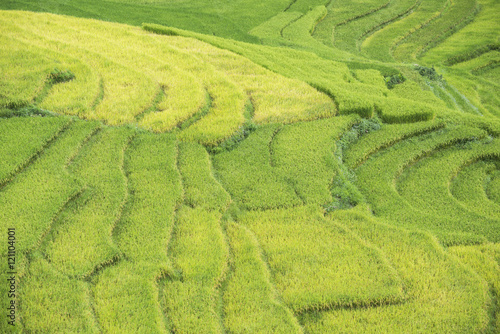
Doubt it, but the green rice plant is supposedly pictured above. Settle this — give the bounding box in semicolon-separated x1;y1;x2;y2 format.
286;0;330;13
92;261;169;333
138;70;206;133
330;86;375;118
20;252;98;333
249;12;303;40
0;13;154;124
361;0;449;62
0;119;99;254
396;138;500;239
142;23;356;98
393;0;480;61
445;43;500;67
343;119;445;168
272;115;359;205
3;11;335;143
0;34;56;109
43;126;134;277
0;117;69;185
448;243;500;332
388;80;448;108
282;6;327;45
165;33;336;125
313;0;390;47
375;97;437;123
0;0;266;42
176;74;246;146
239;205;404;313
437;107;500;136
354;69;388;89
476;79;500;118
437;72;485;115
114;132;182;272
452;50;500;73
213;124;302;210
486;170;500;205
301;208;491;333
47;68;75;84
223;222;303;333
269;5;360;61
331;0;418;55
354;125;498;244
421;0;500;65
177;142;230;211
164;206;228;333
450;160;500;219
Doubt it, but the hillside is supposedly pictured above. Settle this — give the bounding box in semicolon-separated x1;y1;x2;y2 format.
0;1;499;333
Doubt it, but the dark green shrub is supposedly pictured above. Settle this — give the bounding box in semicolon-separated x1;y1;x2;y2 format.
415;65;443;81
48;68;75;84
384;73;405;89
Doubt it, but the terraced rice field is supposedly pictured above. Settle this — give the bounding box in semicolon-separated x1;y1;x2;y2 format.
0;0;499;332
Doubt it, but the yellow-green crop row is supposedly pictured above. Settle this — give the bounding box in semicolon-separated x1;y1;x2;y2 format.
452;50;500;73
331;0;418;54
213;124;302;210
301;208;492;333
421;0;500;65
313;0;390;47
393;0;480;61
223;223;303;333
361;0;449;62
92;261;169;333
354;125;496;244
145;23;336;127
177;142;230;211
374;97;437;123
0;35;60;109
92;132;183;333
0;119;99;254
448;244;500;331
249;12;303;40
0;117;69;185
239;205;404;313
396;137;500;239
20;252;98;333
450;159;500;219
487;170;500;205
0;11;340;147
115;132;182;271
164;206;229;333
43;127;134;278
281;6;328;45
343;119;445;168
272;115;359;205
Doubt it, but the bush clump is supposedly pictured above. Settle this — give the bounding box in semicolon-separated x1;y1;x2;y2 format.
48;68;75;84
415;65;443;81
384;73;405;89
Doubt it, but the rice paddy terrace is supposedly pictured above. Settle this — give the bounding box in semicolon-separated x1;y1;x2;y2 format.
0;0;499;333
